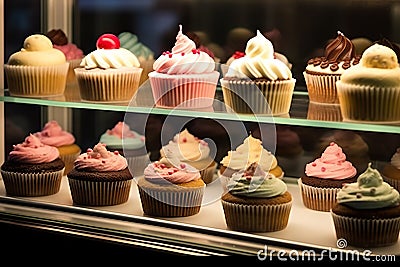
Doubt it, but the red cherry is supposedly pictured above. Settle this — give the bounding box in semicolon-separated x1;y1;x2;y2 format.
96;33;120;49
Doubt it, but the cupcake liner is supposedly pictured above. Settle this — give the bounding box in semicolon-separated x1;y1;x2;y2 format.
336;81;400;123
331;212;400;247
220;78;295;115
298;179;340;212
66;59;82;84
59;151;81;176
303;72;341;104
382;175;400;192
4;63;69;97
138;59;155;86
307;102;342;122
200;163;218;184
126;153;151;178
1;168;64;197
221;199;292;232
67;178;132;206
148;71;220;108
137;183;205;217
75;67;142;103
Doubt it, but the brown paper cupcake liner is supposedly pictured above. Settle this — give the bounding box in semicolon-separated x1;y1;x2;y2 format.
75;67;142;103
138;59;155;86
68;178;132;206
5;63;69;97
307;101;342;122
382;175;400;192
298;179;340;212
200;163;218;184
303;72;341;104
1;168;64;197
149;71;219;108
221;200;292;232
137;184;205;217
336;82;400;123
331;212;400;247
220;78;295;115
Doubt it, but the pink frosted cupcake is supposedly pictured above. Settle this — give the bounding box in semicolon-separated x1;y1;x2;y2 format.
148;25;219;109
4;34;69;98
33;120;81;175
0;134;65;196
298;142;357;212
75;33;143;103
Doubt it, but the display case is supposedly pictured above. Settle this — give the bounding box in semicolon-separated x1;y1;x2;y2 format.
1;0;400;258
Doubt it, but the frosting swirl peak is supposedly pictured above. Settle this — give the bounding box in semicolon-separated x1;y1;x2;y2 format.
34;120;75;147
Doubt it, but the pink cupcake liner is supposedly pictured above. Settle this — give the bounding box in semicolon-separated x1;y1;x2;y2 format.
303;72;341;104
67;178;132;206
298;179;340;212
1;168;64;197
336;82;400;123
148;71;220;109
75;67;142;103
220;78;295;115
221;200;292;232
307;102;343;122
4;63;69;97
331;212;400;247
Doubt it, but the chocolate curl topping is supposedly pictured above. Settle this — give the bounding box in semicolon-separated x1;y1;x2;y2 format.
46;29;68;46
324;31;355;62
244;162;259;177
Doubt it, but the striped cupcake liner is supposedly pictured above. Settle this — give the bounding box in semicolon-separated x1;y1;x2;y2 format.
303;72;341;104
298;179;340;212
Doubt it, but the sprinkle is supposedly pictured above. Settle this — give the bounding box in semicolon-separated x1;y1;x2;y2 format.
180;163;186;169
356;193;362;198
321;167;326;172
330;142;335;146
102;160;106;164
114;151;119;155
182;137;187;143
312;163;317;167
160;163;166;168
168;171;174;175
181;52;185;56
370;188;376;194
168;54;172;58
87;148;93;153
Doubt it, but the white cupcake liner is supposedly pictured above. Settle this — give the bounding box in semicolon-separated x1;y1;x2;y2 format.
336;81;400;123
220;78;295;115
148;71;220;108
75;67;142;103
1;168;64;197
331;212;400;247
221;199;292;232
4;63;69;97
298;179;340;212
67;178;132;206
66;59;82;84
126;153;151;178
59;150;81;176
303;72;341;104
307;101;342;122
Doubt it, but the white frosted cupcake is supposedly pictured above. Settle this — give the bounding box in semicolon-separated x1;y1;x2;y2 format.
5;34;69;98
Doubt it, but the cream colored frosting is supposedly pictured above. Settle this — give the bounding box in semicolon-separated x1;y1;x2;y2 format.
225;30;292;80
8;34;66;66
80;47;140;69
339;44;400;87
390;148;400;169
220;135;278;171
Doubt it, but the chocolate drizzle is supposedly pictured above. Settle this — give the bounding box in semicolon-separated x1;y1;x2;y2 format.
46;29;68;46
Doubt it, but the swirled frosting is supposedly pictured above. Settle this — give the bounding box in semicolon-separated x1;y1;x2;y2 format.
220;135;278;172
46;29;84;60
306;31;360;74
34;120;75;147
152;25;215;74
160;129;213;169
305;142;356;180
227;162;287;198
99;121;145;150
225;30;292;80
339;44;400;87
7;34;66;66
73;143;128;172
118;32;154;61
337;163;400;209
390;148;400;169
143;158;201;184
8;134;60;164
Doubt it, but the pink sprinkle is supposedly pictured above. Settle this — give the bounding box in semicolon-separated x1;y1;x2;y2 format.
321;167;326;172
114;151;119;155
168;171;174;175
102;160;106;164
182;137;187;143
87;148;93;153
181;52;185;56
168;54;172;58
330;142;335;146
180;163;186;169
160;163;166;168
312;162;317;167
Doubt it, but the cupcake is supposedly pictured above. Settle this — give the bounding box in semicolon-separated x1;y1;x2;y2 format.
118;32;155;86
33;120;81;176
75;33;143;103
307;101;343;122
4;34;69;97
304;31;360;104
148;25;220;109
298;142;357;212
381;148;400;191
221;30;295;116
221;162;292;232
219;135;284;190
46;29;84;84
99;121;150;178
0;134;65;197
136;158;205;217
159;128;217;184
336;43;400;123
331;163;400;247
67;143;133;206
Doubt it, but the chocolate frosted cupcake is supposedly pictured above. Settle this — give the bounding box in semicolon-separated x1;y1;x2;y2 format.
1;134;65;197
304;31;360;104
381;147;400;192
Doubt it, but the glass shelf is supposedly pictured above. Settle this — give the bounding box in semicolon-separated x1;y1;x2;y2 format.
2;84;400;134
